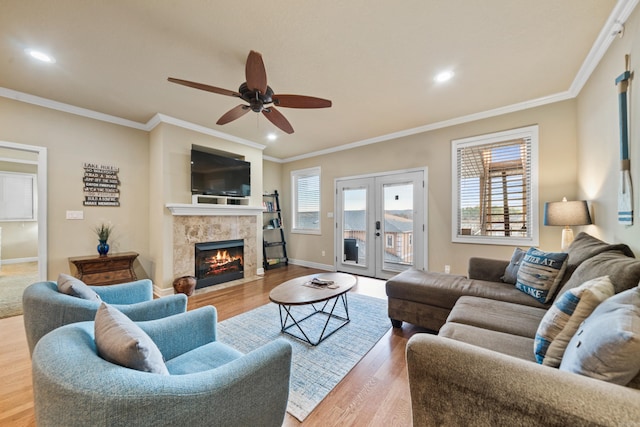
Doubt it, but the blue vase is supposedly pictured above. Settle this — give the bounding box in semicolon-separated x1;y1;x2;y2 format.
97;240;110;256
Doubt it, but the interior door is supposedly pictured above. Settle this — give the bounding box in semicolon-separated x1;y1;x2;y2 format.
336;170;426;279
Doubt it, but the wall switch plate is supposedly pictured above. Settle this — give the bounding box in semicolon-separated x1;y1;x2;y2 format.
66;210;84;220
327;212;334;218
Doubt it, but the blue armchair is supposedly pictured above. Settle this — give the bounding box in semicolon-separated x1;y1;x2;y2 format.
32;306;293;427
23;279;187;355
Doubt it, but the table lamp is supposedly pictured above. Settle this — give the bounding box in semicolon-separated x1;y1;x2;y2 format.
543;197;592;251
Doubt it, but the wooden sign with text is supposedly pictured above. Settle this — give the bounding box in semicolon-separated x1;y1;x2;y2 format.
82;163;120;207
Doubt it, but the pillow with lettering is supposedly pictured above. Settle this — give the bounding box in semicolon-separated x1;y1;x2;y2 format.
515;248;569;303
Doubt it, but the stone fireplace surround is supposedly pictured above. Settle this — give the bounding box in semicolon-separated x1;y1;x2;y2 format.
166;204;264;295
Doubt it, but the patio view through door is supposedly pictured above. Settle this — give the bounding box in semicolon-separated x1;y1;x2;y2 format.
335;169;426;279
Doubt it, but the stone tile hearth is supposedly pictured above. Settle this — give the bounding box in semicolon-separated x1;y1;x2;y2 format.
172;215;258;285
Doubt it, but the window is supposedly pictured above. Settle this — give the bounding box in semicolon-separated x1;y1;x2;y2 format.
386;234;394;248
452;125;539;246
0;172;36;221
291;167;321;234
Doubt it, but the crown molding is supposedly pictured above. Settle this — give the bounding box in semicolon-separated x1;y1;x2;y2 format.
147;114;266;151
281;91;573;163
1;0;635;163
569;0;640;96
0;87;148;130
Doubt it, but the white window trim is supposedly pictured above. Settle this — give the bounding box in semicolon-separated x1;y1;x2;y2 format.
291;166;321;235
451;125;539;246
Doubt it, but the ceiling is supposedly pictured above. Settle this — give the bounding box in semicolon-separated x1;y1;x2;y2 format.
0;1;626;160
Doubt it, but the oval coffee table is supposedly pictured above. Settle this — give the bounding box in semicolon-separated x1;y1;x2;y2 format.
269;272;356;346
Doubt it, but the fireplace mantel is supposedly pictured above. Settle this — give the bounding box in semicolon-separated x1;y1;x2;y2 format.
166;203;265;216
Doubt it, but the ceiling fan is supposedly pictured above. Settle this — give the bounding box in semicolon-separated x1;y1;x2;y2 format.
168;50;332;134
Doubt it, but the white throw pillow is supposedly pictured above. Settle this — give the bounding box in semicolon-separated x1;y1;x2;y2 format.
559;287;640;385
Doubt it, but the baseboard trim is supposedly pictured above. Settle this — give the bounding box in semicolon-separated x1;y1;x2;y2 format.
287;258;335;271
1;257;38;265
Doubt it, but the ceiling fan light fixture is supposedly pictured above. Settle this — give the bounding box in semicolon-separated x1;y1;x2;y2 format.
267;133;278;141
434;70;454;83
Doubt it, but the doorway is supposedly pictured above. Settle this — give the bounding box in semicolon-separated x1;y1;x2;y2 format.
335;169;426;279
0;141;47;281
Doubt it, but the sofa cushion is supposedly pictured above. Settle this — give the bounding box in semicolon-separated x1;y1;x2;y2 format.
57;273;101;301
446;296;546;338
534;276;614;366
439;322;536;362
94;303;169;375
501;248;526;284
515;248;569;303
554;251;640;300
165;341;243;375
565;232;634;268
559;287;640;385
386;269;549;311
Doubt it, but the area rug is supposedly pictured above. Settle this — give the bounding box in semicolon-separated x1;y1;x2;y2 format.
0;271;40;319
216;293;391;422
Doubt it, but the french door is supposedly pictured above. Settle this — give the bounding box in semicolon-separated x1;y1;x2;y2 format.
335;169;426;279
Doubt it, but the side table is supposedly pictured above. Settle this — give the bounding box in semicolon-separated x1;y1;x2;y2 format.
69;251;138;286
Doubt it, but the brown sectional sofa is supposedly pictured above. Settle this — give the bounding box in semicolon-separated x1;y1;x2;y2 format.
385;233;640;426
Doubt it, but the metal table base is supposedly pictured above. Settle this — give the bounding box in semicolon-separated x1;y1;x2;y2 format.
277;293;350;346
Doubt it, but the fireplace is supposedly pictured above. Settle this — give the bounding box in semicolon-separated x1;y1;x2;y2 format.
194;239;244;289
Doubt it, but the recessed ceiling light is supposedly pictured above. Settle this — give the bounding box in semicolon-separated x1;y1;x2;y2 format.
267;133;277;141
25;49;56;64
434;71;454;83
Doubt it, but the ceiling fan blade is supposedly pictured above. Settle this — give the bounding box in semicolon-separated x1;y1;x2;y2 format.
273;94;332;109
216;105;250;125
262;107;294;134
168;77;240;97
245;50;268;94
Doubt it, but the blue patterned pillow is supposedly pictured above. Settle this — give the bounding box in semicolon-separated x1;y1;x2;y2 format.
534;276;614;366
515;248;569;303
559;286;640;385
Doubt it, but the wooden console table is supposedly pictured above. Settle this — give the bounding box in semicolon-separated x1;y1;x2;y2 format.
69;251;138;286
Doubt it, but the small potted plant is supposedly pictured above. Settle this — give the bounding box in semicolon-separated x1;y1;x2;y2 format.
94;223;113;256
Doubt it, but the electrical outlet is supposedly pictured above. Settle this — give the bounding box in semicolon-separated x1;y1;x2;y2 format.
444;265;451;274
322;250;326;257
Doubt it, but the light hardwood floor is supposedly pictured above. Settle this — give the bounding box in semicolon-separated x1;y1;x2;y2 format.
0;265;428;426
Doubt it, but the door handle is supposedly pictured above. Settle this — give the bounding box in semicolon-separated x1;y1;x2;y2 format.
375;220;381;236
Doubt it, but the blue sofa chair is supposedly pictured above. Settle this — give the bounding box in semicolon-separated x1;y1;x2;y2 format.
31;305;293;427
23;279;187;355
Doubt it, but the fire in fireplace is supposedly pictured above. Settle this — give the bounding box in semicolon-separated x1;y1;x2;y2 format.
194;239;244;289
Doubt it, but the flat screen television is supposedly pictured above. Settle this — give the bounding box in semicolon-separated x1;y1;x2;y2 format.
191;148;251;197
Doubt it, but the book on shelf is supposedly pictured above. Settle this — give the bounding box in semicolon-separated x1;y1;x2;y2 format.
262;201;275;212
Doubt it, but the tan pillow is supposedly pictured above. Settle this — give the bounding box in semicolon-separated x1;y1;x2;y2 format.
94;303;169;375
57;273;101;301
534;276;614;367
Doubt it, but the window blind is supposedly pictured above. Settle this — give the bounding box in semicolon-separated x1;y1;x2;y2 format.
0;172;36;221
457;137;532;238
292;168;321;231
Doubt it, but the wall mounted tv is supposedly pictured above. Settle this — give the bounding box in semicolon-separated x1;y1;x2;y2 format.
191;148;251;197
